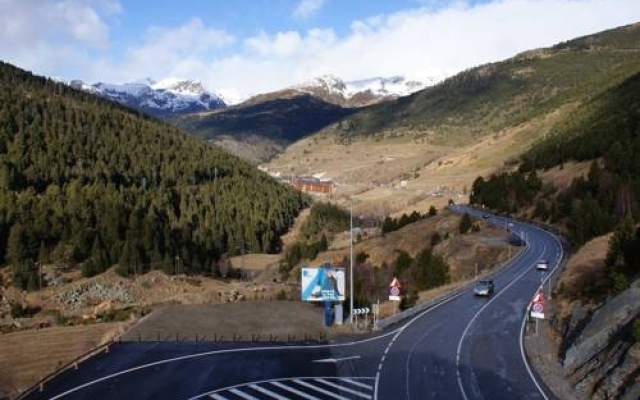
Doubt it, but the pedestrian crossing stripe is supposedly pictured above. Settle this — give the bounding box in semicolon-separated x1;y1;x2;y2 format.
192;376;376;400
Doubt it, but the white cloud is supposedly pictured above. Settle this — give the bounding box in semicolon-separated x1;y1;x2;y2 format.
203;0;640;97
293;0;325;21
3;0;640;100
91;17;235;83
0;0;119;78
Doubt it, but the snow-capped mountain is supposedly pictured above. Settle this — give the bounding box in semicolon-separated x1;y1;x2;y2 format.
69;78;226;118
290;74;446;107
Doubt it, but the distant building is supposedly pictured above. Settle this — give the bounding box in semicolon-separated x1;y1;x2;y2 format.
291;177;335;194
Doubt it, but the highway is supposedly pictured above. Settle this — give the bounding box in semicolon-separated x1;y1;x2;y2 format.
21;207;564;400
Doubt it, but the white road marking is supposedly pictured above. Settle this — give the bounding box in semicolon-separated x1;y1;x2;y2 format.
230;388;260;400
314;378;371;399
269;381;322;400
249;384;289;400
455;240;541;400
196;377;375;400
313;356;361;363
294;379;352;400
341;378;373;390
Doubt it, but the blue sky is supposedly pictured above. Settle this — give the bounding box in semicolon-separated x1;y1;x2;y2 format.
1;0;639;102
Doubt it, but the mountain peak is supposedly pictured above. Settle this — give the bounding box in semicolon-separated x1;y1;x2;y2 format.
75;77;226;118
287;73;446;107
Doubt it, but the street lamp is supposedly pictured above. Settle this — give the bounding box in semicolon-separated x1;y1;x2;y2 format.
349;197;354;325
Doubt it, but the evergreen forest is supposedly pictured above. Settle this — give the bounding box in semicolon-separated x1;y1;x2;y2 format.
0;62;308;289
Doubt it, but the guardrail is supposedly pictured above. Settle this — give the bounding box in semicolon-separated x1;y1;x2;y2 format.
15;339;116;400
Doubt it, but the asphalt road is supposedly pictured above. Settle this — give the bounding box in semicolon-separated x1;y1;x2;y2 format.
21;207;564;400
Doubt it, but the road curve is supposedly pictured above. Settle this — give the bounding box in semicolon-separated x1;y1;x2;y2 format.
374;206;563;400
21;207;564;400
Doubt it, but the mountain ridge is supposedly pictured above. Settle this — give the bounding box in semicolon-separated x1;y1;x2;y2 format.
68;77;226;118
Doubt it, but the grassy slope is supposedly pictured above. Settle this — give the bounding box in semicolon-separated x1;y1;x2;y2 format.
266;23;640;217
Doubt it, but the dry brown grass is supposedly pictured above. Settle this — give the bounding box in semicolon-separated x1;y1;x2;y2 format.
264;105;574;218
121;301;328;342
554;233;611;319
0;323;126;399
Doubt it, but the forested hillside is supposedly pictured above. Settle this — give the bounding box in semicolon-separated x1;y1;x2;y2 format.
0;61;308;288
332;24;640;146
471;70;640;296
175;94;357;145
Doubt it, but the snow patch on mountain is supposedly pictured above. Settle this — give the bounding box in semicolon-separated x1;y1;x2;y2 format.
69;78;226;118
293;73;447;102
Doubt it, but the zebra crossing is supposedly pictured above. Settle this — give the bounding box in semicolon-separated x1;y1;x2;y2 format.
204;377;375;400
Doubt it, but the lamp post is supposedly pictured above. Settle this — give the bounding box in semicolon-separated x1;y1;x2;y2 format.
349;197;354;325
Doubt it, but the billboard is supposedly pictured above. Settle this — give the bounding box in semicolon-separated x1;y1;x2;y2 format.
301;267;345;302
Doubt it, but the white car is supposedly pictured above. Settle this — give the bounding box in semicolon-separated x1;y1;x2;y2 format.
536;260;549;271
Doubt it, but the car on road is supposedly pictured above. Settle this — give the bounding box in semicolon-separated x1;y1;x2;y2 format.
474;279;494;296
536;259;549;271
482;213;490;219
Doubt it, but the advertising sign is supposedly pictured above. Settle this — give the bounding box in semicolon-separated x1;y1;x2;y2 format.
301;267;346;302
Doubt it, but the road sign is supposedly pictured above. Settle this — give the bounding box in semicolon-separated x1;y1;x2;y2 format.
389;277;402;301
530;292;545;319
389;277;402;288
353;308;370;315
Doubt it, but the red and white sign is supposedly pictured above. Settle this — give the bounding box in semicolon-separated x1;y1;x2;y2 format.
530;292;545;319
389;277;402;301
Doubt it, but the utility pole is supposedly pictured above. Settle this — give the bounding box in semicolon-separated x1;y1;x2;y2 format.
350;197;354;325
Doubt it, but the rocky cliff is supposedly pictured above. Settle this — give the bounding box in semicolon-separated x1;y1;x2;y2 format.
555;281;640;399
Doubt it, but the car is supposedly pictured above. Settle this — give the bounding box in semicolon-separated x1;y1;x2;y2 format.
536;259;549;271
474;279;494;296
482;214;490;219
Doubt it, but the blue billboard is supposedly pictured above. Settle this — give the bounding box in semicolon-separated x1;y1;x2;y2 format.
301;267;346;302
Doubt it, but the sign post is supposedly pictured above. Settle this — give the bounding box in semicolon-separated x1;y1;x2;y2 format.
530;292;545;334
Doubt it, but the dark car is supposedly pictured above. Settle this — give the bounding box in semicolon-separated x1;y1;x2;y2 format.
474;280;494;296
482;214;490;219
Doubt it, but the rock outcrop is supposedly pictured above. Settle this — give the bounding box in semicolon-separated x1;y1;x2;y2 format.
558;282;640;399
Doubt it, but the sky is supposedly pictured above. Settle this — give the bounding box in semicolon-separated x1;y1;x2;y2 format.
1;0;640;102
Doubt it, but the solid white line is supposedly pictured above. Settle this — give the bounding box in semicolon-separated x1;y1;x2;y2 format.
314;378;371;399
270;381;321;400
47;329;396;400
455;240;542;400
294;379;351;400
374;286;472;400
518;226;565;400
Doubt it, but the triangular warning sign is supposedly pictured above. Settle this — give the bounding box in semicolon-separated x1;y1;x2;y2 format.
533;292;545;303
389;277;401;288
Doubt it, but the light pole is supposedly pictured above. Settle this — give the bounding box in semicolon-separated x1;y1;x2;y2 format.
349;197;354;325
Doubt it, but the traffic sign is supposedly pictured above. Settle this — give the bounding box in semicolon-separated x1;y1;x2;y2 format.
389;277;402;301
353;307;370;315
530;292;545;319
